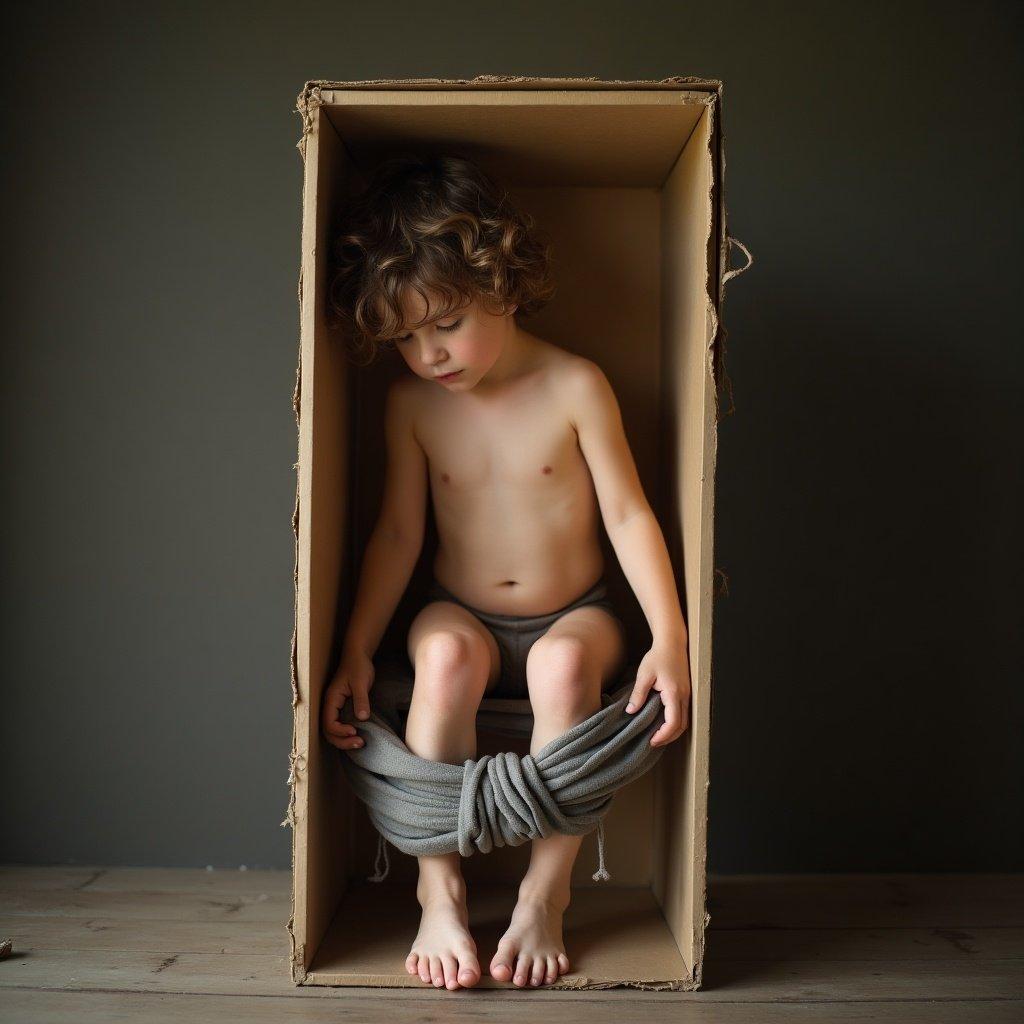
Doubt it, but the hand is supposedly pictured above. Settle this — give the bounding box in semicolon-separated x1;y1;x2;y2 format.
321;646;375;751
624;639;691;747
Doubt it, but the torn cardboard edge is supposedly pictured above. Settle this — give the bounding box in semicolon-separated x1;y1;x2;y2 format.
293;74;723;161
294;72;724;112
283;73;753;992
299;974;697;993
285;214;307;977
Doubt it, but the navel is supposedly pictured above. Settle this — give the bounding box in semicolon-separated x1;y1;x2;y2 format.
441;472;450;484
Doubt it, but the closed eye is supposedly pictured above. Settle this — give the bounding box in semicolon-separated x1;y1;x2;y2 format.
394;318;463;343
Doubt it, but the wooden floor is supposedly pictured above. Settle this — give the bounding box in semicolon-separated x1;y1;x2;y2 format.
0;867;1021;1022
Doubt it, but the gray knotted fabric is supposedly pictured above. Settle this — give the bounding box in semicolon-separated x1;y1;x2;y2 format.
337;659;666;883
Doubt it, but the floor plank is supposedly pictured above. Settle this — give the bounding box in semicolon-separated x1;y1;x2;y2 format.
0;990;1021;1024
0;867;107;892
0;888;289;923
83;868;291;896
0;865;290;896
6;917;287;955
708;926;1024;961
708;874;1024;929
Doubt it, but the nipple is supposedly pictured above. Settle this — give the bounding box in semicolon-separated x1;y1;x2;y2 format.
542;465;552;475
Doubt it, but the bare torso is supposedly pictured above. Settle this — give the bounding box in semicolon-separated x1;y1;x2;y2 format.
408;337;605;615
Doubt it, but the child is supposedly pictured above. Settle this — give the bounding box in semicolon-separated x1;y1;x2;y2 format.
321;154;691;991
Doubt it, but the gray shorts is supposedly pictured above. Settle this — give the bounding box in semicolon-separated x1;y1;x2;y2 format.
423;575;625;700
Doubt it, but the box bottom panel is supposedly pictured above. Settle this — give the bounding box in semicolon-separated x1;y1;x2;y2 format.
304;880;695;990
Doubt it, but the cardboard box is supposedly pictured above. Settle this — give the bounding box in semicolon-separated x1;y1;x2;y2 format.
286;74;745;991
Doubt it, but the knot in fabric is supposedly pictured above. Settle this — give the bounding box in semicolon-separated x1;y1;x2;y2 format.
457;751;569;857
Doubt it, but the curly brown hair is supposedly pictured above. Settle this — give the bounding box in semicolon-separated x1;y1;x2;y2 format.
327;153;556;364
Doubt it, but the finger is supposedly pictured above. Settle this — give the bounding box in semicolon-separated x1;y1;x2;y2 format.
650;693;681;746
352;684;371;721
327;733;364;749
324;720;357;735
625;673;654;713
675;690;691;734
323;685;348;723
326;734;364;751
650;724;676;746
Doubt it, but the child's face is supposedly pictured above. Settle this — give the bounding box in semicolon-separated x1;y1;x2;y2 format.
389;287;516;391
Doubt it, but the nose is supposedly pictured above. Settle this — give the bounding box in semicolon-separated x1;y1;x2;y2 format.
420;339;448;366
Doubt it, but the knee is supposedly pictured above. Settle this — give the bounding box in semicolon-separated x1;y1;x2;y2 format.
413;630;488;709
527;635;598;717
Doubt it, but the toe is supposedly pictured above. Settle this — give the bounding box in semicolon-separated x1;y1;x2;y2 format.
417;956;431;984
441;954;459;990
544;955;558;984
430;955;444;987
406;953;418;975
457;953;480;987
513;954;531;987
490;956;512;982
491;941;516;982
557;952;570;975
530;957;546;986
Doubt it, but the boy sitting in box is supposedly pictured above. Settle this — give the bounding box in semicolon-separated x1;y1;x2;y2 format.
321;154;691;990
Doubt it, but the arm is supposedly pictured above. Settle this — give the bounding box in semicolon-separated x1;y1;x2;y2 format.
342;376;429;660
323;377;427;744
569;359;691;745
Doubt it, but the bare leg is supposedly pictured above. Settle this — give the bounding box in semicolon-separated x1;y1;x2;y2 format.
489;609;624;987
403;604;500;991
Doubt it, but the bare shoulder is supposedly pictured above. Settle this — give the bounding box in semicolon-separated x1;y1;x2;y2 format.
529;336;610;393
562;353;611;390
540;348;617;425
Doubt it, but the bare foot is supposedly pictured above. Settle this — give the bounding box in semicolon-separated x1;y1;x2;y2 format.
406;888;481;990
489;891;572;987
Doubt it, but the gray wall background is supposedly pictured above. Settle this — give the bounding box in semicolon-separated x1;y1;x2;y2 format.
1;1;1020;871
